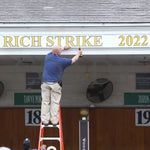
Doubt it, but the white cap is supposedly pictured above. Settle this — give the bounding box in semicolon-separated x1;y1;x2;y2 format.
47;146;57;150
0;147;11;150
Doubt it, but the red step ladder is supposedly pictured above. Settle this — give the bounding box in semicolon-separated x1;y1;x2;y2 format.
38;105;64;150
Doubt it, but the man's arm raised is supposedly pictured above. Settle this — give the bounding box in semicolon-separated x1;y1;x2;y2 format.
72;49;82;64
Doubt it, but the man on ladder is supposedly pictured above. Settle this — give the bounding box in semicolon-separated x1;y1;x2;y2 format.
41;45;82;126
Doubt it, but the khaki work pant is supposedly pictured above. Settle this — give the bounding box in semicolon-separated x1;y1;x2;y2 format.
41;82;62;124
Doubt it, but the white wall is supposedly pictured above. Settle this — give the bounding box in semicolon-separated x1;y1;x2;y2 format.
63;64;150;107
0;63;149;107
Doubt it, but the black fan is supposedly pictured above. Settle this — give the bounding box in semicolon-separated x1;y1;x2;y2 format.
86;78;113;103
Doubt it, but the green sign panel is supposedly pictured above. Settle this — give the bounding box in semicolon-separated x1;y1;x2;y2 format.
14;93;41;106
124;93;150;105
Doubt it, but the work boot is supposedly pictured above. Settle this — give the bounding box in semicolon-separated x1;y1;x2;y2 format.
42;121;49;126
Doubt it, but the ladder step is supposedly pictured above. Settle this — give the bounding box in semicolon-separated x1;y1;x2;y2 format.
42;125;59;128
40;137;60;141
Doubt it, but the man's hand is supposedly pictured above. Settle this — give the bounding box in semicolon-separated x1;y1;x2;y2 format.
63;45;71;50
72;48;82;64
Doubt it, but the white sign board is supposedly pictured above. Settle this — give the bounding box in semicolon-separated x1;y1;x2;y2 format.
135;109;150;126
25;109;41;126
0;32;149;48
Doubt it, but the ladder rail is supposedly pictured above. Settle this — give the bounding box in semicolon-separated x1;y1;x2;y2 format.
59;106;64;150
38;121;43;150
